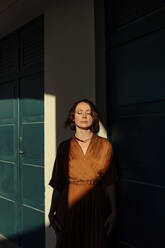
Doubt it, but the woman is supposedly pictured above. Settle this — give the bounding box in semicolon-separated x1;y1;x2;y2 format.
49;99;118;248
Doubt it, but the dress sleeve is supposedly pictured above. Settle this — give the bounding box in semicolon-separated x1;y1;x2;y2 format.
49;144;66;192
102;148;118;187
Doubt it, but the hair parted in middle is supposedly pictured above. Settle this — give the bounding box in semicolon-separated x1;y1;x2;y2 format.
65;99;100;133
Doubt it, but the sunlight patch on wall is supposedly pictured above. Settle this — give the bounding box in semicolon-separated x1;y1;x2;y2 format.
44;93;56;228
98;121;107;138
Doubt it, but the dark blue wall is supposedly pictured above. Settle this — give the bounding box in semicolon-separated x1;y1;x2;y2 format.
106;1;165;247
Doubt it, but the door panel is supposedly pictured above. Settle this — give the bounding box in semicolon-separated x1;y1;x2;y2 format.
20;17;43;71
118;181;165;248
0;161;16;199
0;81;18;238
0;126;15;161
22;123;44;165
112;28;165;105
19;73;44;245
20;74;44;122
0;33;18;78
22;165;44;209
0;198;17;238
117;111;165;186
113;0;165;28
0;82;18;162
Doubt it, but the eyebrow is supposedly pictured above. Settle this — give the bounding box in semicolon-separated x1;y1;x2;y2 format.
76;109;91;111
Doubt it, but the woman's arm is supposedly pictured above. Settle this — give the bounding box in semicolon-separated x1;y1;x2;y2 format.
104;184;117;237
49;189;62;238
48;189;60;224
104;184;117;215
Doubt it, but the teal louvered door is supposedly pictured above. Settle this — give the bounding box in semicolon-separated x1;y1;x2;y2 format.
0;16;44;247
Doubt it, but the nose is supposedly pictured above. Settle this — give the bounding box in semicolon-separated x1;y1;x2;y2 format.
82;112;87;118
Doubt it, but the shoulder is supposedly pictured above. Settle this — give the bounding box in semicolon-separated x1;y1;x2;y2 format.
57;138;72;150
95;134;113;150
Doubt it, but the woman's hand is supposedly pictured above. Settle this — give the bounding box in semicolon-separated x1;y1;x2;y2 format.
48;210;55;226
49;211;62;239
104;212;117;238
52;218;62;239
104;184;117;238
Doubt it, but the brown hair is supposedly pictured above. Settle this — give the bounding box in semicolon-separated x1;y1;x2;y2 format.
65;99;100;133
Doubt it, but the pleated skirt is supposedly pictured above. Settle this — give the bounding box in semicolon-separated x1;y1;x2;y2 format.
55;183;107;248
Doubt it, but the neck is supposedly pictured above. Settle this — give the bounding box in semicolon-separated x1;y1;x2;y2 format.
75;128;93;140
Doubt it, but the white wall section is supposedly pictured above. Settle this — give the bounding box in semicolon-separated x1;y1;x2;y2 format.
44;0;96;247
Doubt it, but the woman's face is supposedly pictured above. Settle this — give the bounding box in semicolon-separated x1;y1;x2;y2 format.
74;102;93;130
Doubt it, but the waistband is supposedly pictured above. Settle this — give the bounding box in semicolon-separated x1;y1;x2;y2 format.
68;179;100;185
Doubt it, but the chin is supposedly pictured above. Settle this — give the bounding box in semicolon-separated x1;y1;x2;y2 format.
77;124;92;130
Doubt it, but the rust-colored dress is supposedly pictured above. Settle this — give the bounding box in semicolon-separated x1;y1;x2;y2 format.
49;134;117;248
